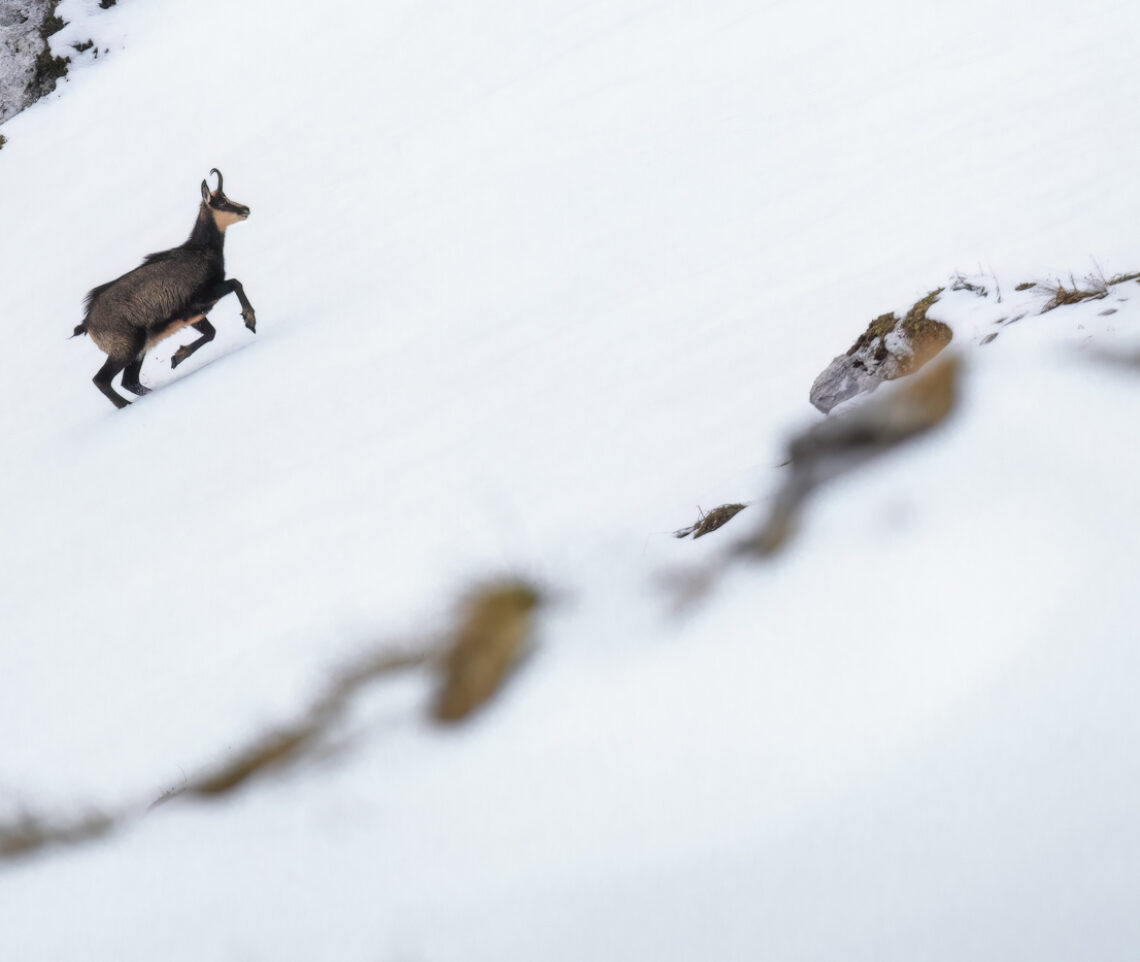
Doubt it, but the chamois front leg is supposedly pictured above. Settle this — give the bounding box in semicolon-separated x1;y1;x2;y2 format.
171;319;217;369
229;278;256;332
203;277;257;332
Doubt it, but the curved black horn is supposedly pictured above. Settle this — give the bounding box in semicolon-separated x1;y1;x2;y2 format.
209;168;224;194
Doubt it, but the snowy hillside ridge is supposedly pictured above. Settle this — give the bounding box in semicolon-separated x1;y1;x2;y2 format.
682;265;1140;540
812;268;1140;413
4;1;1140;958
2;262;1135;865
0;0;120;129
1;579;542;861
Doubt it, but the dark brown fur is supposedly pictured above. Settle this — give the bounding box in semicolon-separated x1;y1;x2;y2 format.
74;169;257;409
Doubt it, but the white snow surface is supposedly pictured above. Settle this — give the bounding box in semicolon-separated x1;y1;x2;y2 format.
2;0;1140;958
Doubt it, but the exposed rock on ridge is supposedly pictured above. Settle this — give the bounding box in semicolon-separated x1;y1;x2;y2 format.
809;288;953;413
0;0;68;125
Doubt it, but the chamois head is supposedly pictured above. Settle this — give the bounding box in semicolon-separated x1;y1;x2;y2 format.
200;168;250;231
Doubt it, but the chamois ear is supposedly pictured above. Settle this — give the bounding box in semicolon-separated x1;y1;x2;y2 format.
201;180;210;202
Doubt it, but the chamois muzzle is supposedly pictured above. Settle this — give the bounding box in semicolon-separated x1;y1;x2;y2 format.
203;168;251;218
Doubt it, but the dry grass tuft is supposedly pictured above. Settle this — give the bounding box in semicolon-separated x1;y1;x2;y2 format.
1012;266;1140;313
1033;265;1139;312
674;503;748;539
1038;273;1110;312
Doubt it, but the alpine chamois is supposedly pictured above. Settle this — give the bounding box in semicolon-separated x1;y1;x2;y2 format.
73;169;256;409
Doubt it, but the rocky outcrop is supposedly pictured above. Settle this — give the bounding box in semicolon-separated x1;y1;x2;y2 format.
809;288;953;413
0;0;70;125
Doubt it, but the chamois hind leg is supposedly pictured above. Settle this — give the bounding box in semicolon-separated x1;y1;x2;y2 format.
93;328;146;409
171;319;217;369
93;355;133;409
120;354;151;396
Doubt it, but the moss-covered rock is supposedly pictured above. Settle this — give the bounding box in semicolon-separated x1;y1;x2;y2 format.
810;289;953;413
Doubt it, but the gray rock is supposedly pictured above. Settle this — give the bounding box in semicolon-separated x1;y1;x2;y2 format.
1;0;65;125
809;351;886;414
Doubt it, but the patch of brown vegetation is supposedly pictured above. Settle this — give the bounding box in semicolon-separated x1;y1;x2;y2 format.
1015;268;1140;313
2;579;544;863
166;580;545;800
166;647;433;803
897;288;953;375
674;503;748;539
671;355;964;608
750;354;962;558
433;582;543;723
841;290;952;375
1038;274;1109;312
846;312;898;362
1033;266;1140;312
0;808;114;861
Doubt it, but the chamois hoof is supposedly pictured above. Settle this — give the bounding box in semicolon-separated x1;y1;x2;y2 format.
171;351;187;369
122;381;151;396
243;309;257;332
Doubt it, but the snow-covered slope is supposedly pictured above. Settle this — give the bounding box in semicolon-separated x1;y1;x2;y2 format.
2;1;1139;958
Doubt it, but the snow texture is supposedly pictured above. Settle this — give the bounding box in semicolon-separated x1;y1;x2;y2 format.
2;0;1140;959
